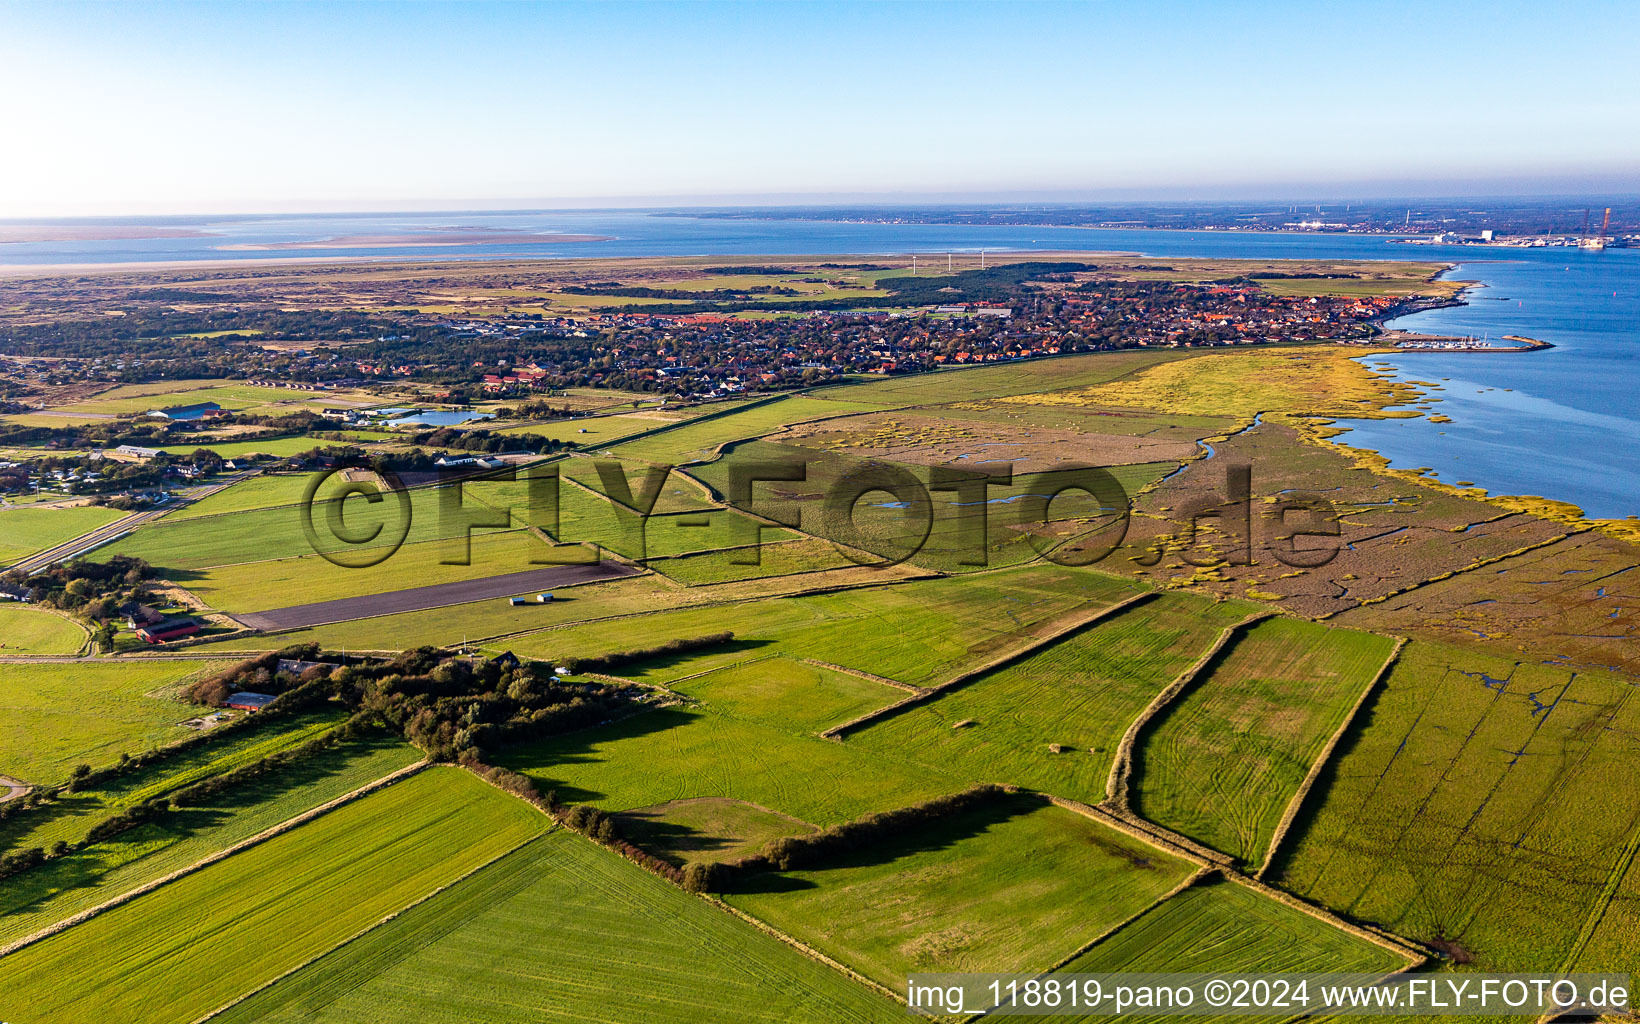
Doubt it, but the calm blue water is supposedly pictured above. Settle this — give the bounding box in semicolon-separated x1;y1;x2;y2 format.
377;409;492;427
1;210;1635;516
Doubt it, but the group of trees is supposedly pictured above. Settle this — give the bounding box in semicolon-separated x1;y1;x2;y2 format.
3;555;154;630
190;644;633;766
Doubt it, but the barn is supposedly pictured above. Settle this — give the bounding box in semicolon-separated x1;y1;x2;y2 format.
135;616;201;644
224;692;277;712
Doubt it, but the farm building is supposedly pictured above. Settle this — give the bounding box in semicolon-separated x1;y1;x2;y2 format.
135;616;201;644
224;691;277;712
113;444;162;460
145;401;223;421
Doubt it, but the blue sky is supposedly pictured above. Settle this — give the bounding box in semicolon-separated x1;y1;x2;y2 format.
1;0;1636;215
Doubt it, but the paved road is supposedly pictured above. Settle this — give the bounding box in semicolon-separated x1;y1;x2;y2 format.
0;774;30;804
4;470;259;575
233;561;641;632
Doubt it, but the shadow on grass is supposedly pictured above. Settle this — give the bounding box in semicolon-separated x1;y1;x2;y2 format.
724;792;1046;895
493;704;703;807
0;733;410;926
614;638;774;679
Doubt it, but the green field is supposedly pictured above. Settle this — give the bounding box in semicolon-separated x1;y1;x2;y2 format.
57;381;370;417
1274;640;1640;972
467;467;789;560
213;830;903;1024
0;659;225;785
504;703;957;828
645;537;858;584
616;796;815;867
1132;617;1396;866
496;411;683;447
0;504;128;565
101;477;509;571
503;565;1144;689
0;734;422;945
1057;876;1403;980
810;350;1195;407
0;766;545;1024
729;799;1195;992
0;604;88;655
845;593;1259;805
671;656;903;735
691;437;1175;574
167;472;358;520
560;455;720;514
608;396;877;465
0;708;346;853
187;528;572;613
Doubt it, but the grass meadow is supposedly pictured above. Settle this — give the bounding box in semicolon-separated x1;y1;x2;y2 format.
57;381;374;417
846;593;1259;804
1132;617;1396;866
186;528;568;613
645;537;858;585
0;767;544;1024
0;504;128;565
0;708;346;853
0;604;88;655
212;830;903;1024
1057;876;1403;980
728;798;1195;992
501;564;1142;688
501;704;958;828
608;396;877;465
0;734;421;945
0;659;225;785
670;657;903;735
1275;640;1640;972
615;796;814;867
810;350;1195;407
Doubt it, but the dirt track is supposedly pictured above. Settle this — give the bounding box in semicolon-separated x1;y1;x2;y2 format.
233;561;640;632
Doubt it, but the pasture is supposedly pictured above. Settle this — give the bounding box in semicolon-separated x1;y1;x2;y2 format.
0;504;128;565
212;830;903;1024
502;704;958;828
101;477;511;571
608;396;875;465
500;564;1143;689
810;349;1195;407
166;471;355;520
0;659;224;785
645;537;857;585
496;411;683;447
0;767;544;1024
846;593;1258;805
616;797;814;867
1131;617;1396;866
728;798;1195;991
0;708;346;854
0;734;421;945
55;381;378;417
1058;876;1404;977
670;656;903;735
1274;640;1640;972
187;528;568;614
0;604;87;655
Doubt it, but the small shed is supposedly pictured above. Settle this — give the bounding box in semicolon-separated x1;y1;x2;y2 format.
536;593;553;603
509;596;527;606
